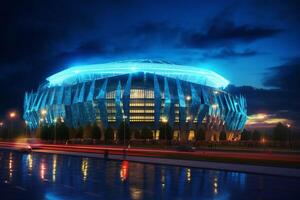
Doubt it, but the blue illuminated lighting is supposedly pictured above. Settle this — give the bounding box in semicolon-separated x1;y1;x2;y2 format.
46;60;230;88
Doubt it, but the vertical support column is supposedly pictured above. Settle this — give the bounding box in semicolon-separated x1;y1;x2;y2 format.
56;86;65;118
176;79;186;131
63;86;72;127
190;85;200;128
115;81;123;128
78;82;86;125
122;74;132;123
163;77;175;128
71;84;80;127
153;74;161;130
47;88;56;124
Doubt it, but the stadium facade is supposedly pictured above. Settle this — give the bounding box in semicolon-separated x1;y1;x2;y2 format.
23;60;247;141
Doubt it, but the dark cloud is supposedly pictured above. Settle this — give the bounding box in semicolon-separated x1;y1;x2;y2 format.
202;48;258;59
132;21;181;41
181;18;282;48
264;57;300;92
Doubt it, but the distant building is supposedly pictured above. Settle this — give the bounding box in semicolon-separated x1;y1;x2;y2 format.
23;60;247;141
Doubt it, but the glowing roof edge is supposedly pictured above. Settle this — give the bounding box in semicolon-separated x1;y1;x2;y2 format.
46;61;230;88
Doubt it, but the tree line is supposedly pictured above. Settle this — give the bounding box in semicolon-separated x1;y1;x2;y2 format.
0;120;298;144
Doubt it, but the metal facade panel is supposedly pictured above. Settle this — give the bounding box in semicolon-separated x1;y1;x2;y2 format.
78;82;86;103
49;88;56;106
197;104;209;126
72;84;80;104
97;79;108;128
40;90;49;109
31;93;39;111
63;86;72;106
190;85;200;120
201;87;210;105
86;79;95;102
35;92;44;111
56;86;64;105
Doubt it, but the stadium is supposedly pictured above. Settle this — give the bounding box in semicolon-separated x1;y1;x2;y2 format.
23;60;247;141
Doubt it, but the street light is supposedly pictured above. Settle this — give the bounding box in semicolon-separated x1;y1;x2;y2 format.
9;112;16;119
40;109;47;124
186;116;191;121
41;109;47;116
212;104;218;109
185;96;191;101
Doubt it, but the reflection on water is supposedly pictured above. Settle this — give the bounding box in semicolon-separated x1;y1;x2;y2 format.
0;150;299;200
27;154;33;174
8;152;13;181
120;160;129;182
52;155;57;182
40;159;46;180
213;176;218;195
186;168;191;183
81;158;88;182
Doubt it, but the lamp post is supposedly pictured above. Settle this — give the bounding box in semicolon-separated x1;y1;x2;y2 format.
54;118;57;144
9;112;16;139
162;117;168;142
123;115;127;147
0;121;4;136
25;121;28;137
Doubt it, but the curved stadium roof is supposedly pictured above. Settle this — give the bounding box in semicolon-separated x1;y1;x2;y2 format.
46;60;230;89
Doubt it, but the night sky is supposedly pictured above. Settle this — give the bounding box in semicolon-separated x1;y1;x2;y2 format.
0;0;299;128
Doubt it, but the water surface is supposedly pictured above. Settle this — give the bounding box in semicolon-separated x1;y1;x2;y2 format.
0;150;299;200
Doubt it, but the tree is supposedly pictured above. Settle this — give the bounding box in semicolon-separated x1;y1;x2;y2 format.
133;129;141;139
40;124;54;140
104;126;114;144
159;123;173;142
76;126;84;138
241;129;251;141
91;122;101;140
69;127;77;139
252;130;261;141
219;129;227;141
56;122;69;141
117;122;131;141
141;127;153;140
83;124;93;139
195;125;206;141
272;123;291;141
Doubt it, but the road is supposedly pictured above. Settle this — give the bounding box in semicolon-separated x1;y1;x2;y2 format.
0;141;300;165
